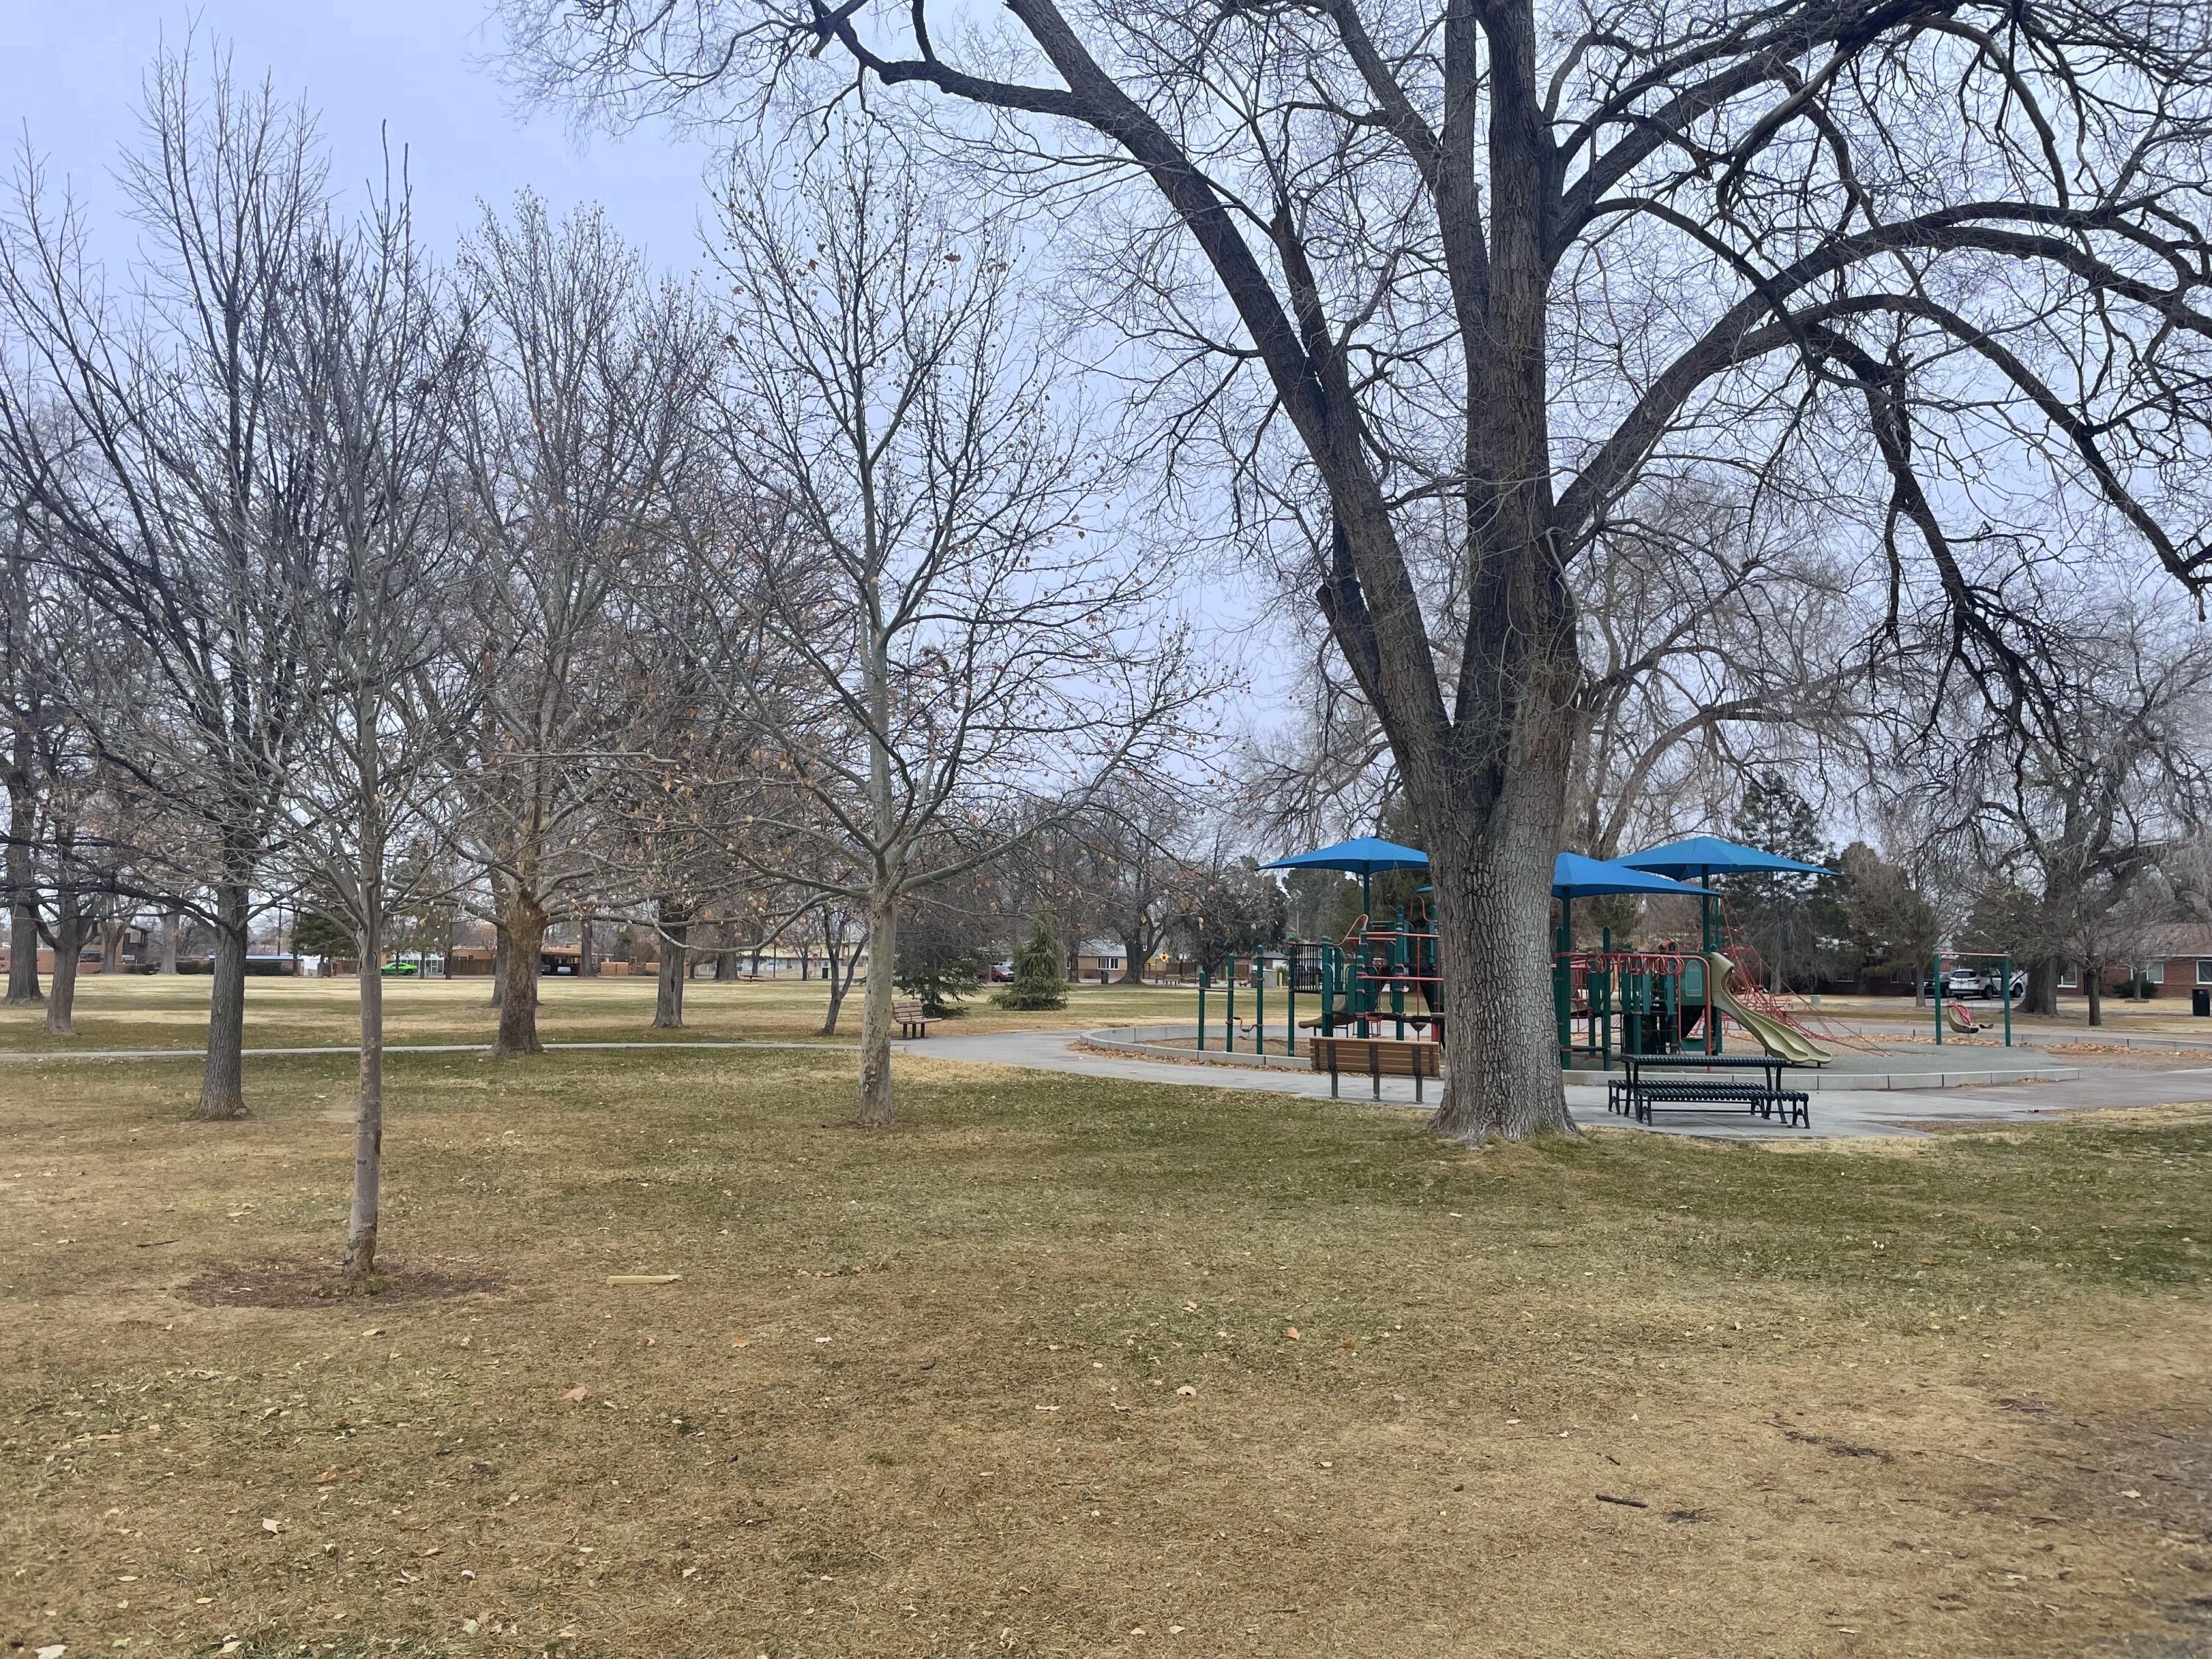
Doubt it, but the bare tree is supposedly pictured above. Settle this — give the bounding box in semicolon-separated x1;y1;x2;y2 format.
278;167;473;1279
453;195;716;1057
1927;598;2212;1022
661;123;1197;1125
512;0;2212;1139
0;48;327;1116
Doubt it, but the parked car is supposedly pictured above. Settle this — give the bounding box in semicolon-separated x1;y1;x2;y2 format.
988;961;1014;984
381;961;420;976
1944;967;1988;998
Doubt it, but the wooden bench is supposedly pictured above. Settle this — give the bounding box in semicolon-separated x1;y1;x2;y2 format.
1309;1034;1444;1102
892;998;935;1039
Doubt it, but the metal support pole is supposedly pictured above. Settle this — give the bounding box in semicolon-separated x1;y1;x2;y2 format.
2002;953;2012;1047
1197;970;1208;1051
1226;958;1237;1054
1256;965;1267;1057
1933;953;1943;1046
1287;950;1298;1058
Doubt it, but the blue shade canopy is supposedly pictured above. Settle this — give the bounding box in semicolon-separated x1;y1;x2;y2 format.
1552;852;1709;900
1259;837;1431;875
1617;835;1834;879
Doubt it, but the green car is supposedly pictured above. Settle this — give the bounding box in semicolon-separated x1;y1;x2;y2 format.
380;961;420;976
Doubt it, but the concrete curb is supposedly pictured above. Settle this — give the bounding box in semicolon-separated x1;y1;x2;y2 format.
1080;1025;2079;1091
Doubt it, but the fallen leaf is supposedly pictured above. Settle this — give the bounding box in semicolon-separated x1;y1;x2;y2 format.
35;1646;65;1659
730;1337;749;1348
1284;1326;1301;1340
606;1274;681;1285
558;1386;588;1403
462;1618;479;1636
1338;1338;1357;1352
314;1467;344;1484
261;1518;281;1534
1176;1385;1197;1397
422;1546;442;1557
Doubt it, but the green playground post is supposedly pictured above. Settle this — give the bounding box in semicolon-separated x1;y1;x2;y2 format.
1255;962;1267;1056
1287;945;1298;1057
1320;945;1335;1036
1555;895;1573;1065
1226;958;1237;1054
1197;970;1208;1051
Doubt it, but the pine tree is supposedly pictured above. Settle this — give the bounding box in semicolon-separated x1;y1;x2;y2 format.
995;913;1067;1011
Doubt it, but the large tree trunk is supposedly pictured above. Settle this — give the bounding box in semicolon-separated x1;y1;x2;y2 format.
856;889;896;1126
159;908;181;974
653;898;688;1029
195;881;251;1120
2085;967;2104;1028
715;946;738;981
347;904;385;1279
2025;956;2059;1018
1117;931;1148;984
44;896;87;1035
578;916;598;978
490;920;509;1008
4;736;39;1004
1420;777;1576;1141
496;886;546;1057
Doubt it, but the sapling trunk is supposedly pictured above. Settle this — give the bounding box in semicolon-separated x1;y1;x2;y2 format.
857;891;896;1127
347;908;385;1279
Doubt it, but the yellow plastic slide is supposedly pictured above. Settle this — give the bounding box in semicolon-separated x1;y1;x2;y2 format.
1703;952;1833;1064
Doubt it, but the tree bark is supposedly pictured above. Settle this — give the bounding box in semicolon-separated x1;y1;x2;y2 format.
2085;967;2104;1028
44;894;86;1035
159;908;181;974
653;898;688;1029
496;886;546;1057
578;916;598;978
1117;931;1149;984
856;889;896;1126
2025;956;2059;1018
715;947;738;981
194;880;251;1119
490;920;509;1008
347;902;385;1279
819;914;858;1034
1419;776;1576;1141
4;731;39;1004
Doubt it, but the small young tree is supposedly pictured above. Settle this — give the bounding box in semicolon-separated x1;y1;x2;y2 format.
656;120;1197;1125
994;913;1066;1012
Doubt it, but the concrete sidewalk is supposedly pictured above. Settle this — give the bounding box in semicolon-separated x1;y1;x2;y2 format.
900;1029;2208;1139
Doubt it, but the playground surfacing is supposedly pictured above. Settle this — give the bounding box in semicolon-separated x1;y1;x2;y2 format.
910;1026;2202;1141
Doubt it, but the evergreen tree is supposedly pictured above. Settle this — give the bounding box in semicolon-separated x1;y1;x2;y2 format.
994;912;1067;1010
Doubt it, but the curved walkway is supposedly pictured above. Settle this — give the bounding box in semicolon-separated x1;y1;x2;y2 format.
902;1029;2212;1140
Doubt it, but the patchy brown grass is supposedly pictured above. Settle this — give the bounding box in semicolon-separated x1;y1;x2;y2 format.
0;972;1191;1055
3;1045;2210;1658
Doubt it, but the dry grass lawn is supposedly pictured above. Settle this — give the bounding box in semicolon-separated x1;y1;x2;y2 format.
3;1036;2210;1658
0;973;1191;1054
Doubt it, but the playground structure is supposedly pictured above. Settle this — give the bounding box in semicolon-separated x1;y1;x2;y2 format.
1933;950;2017;1046
1195;834;1854;1072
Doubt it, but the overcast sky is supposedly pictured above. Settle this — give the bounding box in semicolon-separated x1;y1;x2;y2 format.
1;0;717;263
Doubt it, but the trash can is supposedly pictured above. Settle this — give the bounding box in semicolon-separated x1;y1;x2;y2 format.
2193;987;2209;1018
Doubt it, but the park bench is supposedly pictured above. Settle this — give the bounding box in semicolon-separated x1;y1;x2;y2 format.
1606;1053;1812;1129
1308;1033;1444;1102
892;998;935;1039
